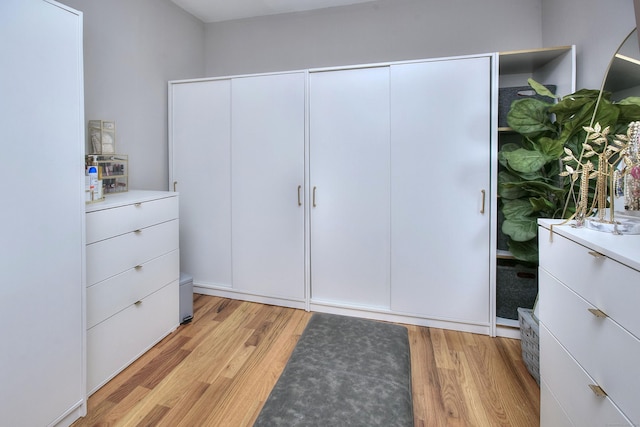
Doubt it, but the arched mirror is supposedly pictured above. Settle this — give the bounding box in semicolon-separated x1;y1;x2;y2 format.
604;28;640;225
578;27;640;232
601;28;640;101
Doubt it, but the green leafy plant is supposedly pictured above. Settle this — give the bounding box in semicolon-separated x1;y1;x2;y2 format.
498;79;640;263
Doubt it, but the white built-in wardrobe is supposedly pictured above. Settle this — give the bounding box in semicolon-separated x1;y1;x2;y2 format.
1;1;86;426
169;54;494;335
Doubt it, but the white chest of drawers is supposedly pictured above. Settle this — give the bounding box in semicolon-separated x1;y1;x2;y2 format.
538;219;640;427
86;190;180;394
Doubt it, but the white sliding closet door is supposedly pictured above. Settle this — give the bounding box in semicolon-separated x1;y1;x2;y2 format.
1;1;85;425
390;57;491;324
170;79;232;288
231;72;305;300
309;67;391;309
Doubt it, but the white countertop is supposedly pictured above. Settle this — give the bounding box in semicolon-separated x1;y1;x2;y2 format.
85;190;177;212
539;218;640;271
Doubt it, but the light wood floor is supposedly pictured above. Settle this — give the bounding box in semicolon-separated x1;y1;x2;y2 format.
72;295;540;426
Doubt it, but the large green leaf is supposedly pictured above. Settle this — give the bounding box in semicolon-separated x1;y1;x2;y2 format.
528;78;557;99
549;89;599;125
498;170;521;184
529;196;555;212
502;148;547;173
553;103;596;145
498;183;527;200
512;169;548;182
591;100;620;131
507;98;556;137
502;217;537;242
498;171;527;199
537;136;565;159
501;199;534;219
616;100;640;124
509;180;565;197
507;239;539;263
497;142;521;168
519;135;537;151
618;96;640;105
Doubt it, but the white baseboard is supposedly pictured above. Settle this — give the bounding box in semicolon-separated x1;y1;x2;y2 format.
194;284;493;336
194;284;306;310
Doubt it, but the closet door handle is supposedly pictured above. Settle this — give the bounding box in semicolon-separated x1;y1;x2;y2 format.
313;187;317;207
298;185;302;206
480;189;486;214
173;181;178;192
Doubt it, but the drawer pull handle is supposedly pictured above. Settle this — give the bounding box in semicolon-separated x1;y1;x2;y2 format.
134;265;143;270
589;384;608;397
134;203;142;207
588;250;605;258
134;229;142;234
134;300;142;306
588;308;608;318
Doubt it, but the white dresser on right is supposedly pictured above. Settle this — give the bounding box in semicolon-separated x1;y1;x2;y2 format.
538;219;640;427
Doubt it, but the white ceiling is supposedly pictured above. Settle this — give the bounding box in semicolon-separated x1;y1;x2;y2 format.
171;0;378;23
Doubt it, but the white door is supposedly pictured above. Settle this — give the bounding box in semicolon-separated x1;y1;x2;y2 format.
309;67;391;309
0;1;85;425
390;57;491;324
170;79;232;288
231;73;306;300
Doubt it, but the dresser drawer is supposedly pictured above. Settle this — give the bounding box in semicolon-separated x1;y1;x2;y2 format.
86;195;178;244
539;324;632;427
87;280;178;394
540;269;640;424
86;219;178;285
87;250;179;329
540;380;572;427
539;231;640;339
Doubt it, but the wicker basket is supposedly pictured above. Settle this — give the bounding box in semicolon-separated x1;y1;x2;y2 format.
517;307;540;385
497;264;538;320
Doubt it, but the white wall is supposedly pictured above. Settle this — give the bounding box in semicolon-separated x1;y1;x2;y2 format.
542;0;636;90
53;0;637;189
204;0;638;90
59;0;205;191
204;0;544;77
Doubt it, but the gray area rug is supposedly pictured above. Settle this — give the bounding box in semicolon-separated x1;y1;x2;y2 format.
254;312;414;426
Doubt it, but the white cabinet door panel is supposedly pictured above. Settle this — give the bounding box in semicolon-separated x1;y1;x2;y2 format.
170;80;232;287
309;67;391;308
390;57;491;324
231;73;305;300
0;1;85;425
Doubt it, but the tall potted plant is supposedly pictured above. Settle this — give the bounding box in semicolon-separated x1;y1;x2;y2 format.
498;79;640;263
